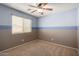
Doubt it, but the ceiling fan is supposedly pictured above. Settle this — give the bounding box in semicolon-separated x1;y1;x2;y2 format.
27;3;53;15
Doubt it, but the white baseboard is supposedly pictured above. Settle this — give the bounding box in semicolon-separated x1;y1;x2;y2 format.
41;39;78;50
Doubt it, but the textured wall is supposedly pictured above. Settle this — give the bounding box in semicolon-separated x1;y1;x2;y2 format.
0;5;37;51
38;8;77;48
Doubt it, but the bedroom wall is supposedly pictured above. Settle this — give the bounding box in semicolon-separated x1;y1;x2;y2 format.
38;8;77;48
0;5;38;51
77;6;79;49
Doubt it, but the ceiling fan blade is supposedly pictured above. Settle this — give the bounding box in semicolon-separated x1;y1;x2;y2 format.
27;9;31;11
28;5;37;8
28;4;43;9
43;8;53;11
31;10;37;13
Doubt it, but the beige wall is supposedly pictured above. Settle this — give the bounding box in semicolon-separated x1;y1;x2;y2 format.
38;29;77;48
0;29;37;51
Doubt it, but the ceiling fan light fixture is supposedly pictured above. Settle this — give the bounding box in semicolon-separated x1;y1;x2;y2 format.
28;3;52;16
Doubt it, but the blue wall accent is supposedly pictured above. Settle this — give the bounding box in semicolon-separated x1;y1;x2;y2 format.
33;26;77;30
0;25;11;29
0;25;77;30
38;8;77;29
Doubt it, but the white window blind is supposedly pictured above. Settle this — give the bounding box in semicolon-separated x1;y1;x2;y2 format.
12;15;32;34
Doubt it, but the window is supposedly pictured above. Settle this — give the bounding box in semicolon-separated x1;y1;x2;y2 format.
12;15;32;34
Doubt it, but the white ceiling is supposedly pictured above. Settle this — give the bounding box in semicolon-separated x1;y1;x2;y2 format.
2;3;79;18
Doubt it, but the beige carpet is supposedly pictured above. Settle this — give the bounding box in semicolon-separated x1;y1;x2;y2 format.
0;40;78;56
